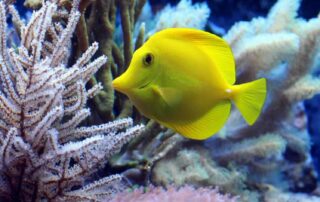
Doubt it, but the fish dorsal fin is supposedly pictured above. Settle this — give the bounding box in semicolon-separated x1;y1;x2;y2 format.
165;100;231;140
155;28;236;85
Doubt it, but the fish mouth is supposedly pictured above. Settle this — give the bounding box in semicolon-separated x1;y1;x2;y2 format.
138;80;152;89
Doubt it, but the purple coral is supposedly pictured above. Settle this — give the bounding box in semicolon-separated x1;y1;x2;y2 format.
110;185;238;202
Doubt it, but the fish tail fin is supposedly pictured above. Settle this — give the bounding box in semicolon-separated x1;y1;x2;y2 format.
231;78;267;125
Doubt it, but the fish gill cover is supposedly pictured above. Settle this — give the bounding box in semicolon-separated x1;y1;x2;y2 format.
0;0;320;201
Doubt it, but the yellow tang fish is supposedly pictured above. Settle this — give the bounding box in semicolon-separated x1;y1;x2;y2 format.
112;28;267;140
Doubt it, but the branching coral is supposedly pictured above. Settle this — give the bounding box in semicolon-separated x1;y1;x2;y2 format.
151;0;210;33
213;0;320;184
0;0;143;201
19;0;189;196
110;185;239;202
73;0;148;121
152;147;245;194
24;0;42;9
223;0;320;137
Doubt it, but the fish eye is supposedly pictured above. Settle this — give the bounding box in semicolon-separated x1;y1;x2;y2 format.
143;53;154;66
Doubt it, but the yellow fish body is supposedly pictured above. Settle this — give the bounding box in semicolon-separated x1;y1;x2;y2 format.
112;28;267;140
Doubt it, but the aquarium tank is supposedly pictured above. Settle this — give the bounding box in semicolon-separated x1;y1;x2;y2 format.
0;0;319;201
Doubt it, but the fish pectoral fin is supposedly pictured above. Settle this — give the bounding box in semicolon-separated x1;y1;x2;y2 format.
152;86;181;107
171;100;231;140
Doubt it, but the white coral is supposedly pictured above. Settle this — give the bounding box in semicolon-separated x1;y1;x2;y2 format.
0;0;143;201
222;0;320;137
153;0;210;32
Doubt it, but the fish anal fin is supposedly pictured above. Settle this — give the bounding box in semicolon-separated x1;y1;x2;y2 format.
168;100;231;140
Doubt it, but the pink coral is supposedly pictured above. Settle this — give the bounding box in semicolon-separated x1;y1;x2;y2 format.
110;185;238;202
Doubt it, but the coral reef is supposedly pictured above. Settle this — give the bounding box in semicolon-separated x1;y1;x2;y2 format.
70;0;320;200
216;0;320;188
110;185;239;202
7;0;319;201
147;0;320;201
152;147;245;194
75;0;319;200
0;0;143;201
